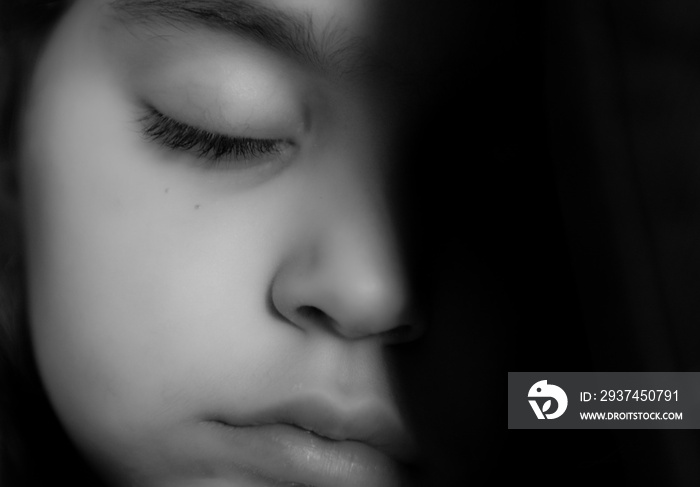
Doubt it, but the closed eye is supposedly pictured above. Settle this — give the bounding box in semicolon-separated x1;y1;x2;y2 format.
139;106;293;167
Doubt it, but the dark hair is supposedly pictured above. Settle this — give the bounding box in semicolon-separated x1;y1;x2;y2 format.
0;2;107;485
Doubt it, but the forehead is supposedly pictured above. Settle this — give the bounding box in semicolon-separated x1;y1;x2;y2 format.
104;0;453;83
107;0;381;77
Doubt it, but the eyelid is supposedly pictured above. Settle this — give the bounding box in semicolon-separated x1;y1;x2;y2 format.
138;106;295;167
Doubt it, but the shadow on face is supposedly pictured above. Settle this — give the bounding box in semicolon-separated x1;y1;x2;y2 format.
373;1;584;484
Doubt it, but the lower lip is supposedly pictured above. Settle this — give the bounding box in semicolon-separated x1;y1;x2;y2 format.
203;421;408;487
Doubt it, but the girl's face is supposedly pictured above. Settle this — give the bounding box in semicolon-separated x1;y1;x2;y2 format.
19;0;435;486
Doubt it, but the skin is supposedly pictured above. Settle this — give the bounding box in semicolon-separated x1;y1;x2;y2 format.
19;0;433;485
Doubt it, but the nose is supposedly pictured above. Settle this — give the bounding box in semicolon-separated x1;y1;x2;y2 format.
270;187;422;344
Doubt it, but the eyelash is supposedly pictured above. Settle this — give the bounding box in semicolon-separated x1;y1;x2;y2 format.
139;107;290;166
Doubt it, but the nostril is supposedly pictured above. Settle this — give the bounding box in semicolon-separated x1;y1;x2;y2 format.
296;306;423;342
297;305;336;328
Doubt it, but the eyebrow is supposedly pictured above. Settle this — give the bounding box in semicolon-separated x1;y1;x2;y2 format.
109;0;366;77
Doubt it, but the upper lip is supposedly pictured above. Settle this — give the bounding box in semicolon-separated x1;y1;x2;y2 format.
216;395;418;464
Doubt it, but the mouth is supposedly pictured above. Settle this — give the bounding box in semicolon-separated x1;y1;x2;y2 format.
203;398;419;487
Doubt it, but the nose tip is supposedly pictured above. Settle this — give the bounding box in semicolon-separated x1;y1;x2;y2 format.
270;236;422;343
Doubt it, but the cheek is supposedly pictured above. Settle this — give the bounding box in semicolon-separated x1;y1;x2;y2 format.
19;25;300;462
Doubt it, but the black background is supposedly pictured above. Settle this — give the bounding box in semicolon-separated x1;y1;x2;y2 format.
502;2;700;486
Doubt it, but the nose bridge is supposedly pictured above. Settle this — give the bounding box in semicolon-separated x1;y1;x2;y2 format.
270;154;415;341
